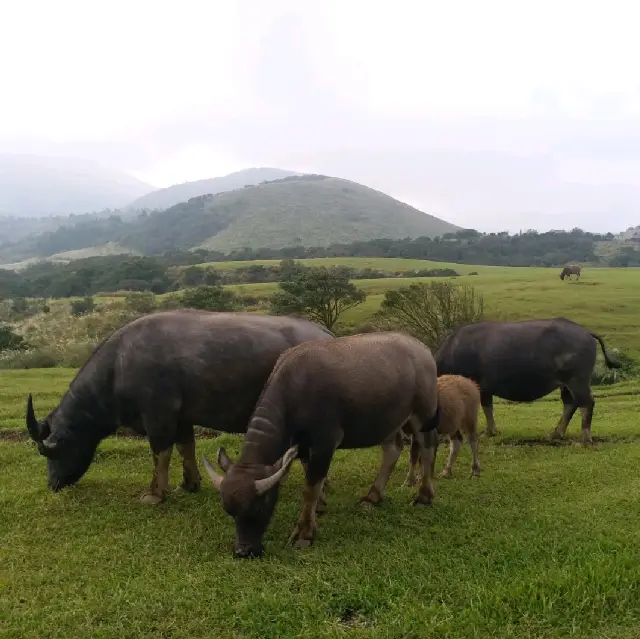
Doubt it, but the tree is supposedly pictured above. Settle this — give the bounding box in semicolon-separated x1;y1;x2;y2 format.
374;281;484;349
180;285;237;311
0;324;26;352
124;291;157;314
70;297;96;317
270;266;366;330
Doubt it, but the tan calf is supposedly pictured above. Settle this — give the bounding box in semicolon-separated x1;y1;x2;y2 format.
404;374;481;484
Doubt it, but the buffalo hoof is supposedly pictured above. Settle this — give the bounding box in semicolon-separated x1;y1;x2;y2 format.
293;538;313;550
358;491;383;507
413;492;433;507
180;480;201;493
140;492;165;505
402;475;418;487
234;546;264;559
437;469;453;479
315;500;327;515
482;429;499;438
288;524;316;548
470;468;481;478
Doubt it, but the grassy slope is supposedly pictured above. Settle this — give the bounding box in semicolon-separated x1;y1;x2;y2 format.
195;176;460;251
198;258;639;356
3;369;640;638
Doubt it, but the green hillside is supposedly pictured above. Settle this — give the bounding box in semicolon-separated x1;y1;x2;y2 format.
120;175;459;253
196;175;459;251
0;174;459;263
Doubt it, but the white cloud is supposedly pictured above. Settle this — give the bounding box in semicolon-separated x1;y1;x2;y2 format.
2;0;640;229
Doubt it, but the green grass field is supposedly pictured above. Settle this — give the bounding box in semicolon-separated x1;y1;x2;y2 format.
212;260;640;355
3;368;640;638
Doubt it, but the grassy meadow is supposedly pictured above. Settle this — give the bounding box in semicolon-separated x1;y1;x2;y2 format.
204;259;640;355
3;259;640;638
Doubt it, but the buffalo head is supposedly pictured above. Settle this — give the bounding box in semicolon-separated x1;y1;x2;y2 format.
26;393;97;491
202;445;298;558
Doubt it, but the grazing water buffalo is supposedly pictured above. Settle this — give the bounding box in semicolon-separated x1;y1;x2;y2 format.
435;317;620;444
560;264;581;280
25;309;334;503
202;331;440;558
403;374;482;485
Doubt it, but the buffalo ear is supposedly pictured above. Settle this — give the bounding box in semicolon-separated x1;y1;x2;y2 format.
217;447;234;473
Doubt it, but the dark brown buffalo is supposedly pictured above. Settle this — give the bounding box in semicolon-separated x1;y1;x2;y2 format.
25;309;333;503
560;264;582;280
202;331;440;559
435;317;620;444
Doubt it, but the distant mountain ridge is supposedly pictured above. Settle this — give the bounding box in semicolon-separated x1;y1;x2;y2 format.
127;167;300;211
0;154;154;217
0;173;459;264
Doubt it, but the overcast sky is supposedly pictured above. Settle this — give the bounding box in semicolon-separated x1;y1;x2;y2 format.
2;0;640;231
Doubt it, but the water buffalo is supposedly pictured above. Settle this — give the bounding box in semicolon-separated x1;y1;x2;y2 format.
25;309;334;504
435;317;620;444
403;373;482;485
202;331;440;559
560;264;581;280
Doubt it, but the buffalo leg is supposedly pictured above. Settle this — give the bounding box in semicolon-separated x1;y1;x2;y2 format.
288;451;333;549
175;424;201;493
414;428;439;506
403;435;422;487
550;387;578;440
573;385;595;445
481;392;498;436
468;428;481;477
299;459;328;514
360;431;403;506
438;432;463;478
141;447;174;505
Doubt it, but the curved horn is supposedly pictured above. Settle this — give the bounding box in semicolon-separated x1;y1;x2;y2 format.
202;454;224;491
26;393;42;442
254;445;299;496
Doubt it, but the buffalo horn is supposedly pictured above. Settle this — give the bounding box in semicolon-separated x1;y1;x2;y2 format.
254;445;299;496
26;393;42;441
202;454;224;491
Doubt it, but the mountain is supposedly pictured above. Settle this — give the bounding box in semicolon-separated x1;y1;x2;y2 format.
127;167;300;211
0;174;459;263
0;154;154;217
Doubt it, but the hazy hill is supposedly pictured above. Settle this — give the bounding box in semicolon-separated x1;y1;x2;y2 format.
0;174;459;263
127;167;299;211
118;174;460;254
0;154;154;217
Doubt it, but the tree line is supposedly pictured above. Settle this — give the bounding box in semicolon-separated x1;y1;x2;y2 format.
0;228;632;301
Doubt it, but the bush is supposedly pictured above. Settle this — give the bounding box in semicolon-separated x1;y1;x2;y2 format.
180;285;237;312
591;348;639;386
374;281;484;350
70;297;96;317
124;291;157;314
0;324;27;352
0;348;59;369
